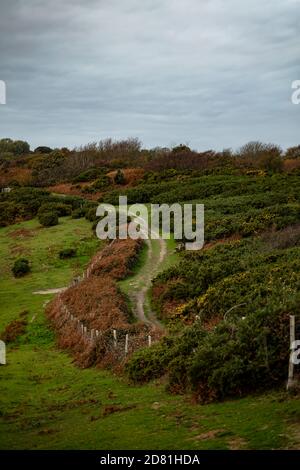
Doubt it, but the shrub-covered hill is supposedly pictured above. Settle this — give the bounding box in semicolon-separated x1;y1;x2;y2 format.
125;173;300;402
1;165;299;404
127;233;300;401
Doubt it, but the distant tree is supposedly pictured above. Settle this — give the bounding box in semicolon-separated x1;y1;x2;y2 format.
238;141;283;172
0;138;30;156
259;149;283;173
238;141;281;160
222;148;233;158
0;138;13;153
172;144;192;154
34;146;53;154
61;147;71;156
13;140;30;155
285;145;300;160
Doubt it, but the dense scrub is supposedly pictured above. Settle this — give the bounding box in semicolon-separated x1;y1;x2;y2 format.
104;174;300;245
0;187;96;227
126;171;300;401
127;233;300;401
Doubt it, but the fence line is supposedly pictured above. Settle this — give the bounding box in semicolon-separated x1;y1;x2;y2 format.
287;315;300;390
55;239;153;360
56;294;153;356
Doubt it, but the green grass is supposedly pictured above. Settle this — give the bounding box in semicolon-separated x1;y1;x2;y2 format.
0;217;300;450
0;216;101;329
1;341;300;450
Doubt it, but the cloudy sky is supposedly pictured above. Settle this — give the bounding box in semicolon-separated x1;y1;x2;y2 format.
0;0;299;151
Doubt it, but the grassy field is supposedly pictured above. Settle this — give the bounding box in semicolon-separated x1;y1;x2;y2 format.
0;217;300;449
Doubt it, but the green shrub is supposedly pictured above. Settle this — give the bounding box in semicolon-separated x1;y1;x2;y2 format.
59;248;77;259
114;169;126;185
72;168;107;183
71;208;86;219
12;258;31;277
34;146;52;154
0;187;81;226
38;202;72;217
85;207;98;222
92;175;111;190
188;307;290;402
82;186;97;194
38;211;58;227
126;337;175;383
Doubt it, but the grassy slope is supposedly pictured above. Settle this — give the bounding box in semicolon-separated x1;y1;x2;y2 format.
0;217;300;449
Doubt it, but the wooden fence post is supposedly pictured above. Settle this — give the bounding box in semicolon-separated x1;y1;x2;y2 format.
148;335;152;347
0;340;6;365
287;315;296;390
113;329;117;348
125;334;129;355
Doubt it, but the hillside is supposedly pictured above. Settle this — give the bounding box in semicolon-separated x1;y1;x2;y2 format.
0;217;300;450
1;139;300;449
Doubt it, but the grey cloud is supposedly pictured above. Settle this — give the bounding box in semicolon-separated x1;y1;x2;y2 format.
0;0;299;150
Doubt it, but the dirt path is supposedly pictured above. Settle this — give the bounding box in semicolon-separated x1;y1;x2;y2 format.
33;212;169;328
33;287;67;295
120;212;168;327
128;238;167;327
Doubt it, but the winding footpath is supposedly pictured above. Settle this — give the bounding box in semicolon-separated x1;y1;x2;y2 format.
120;211;168;327
34;211;170;328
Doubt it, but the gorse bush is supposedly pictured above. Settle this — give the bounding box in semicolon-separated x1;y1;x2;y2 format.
92;175;111;190
85;207;98;222
72;167;107;183
114;169;126;185
38;211;59;227
128;227;300;401
12;258;31;278
71;207;86;219
0;187;88;226
37;202;72;218
127;306;292;402
59;248;77;259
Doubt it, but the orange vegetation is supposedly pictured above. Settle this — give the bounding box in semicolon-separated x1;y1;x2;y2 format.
0;167;32;186
283;159;300;173
46;238;161;368
47;182;99;200
107;168;145;186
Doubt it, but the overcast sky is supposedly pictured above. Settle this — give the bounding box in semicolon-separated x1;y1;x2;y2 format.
0;0;299;151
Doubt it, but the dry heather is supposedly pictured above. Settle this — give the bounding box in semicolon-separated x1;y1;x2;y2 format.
0;167;32;187
46;238;161;368
47;182;97;200
107;168;145;186
48;168;145;200
88;238;143;279
0;311;28;343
